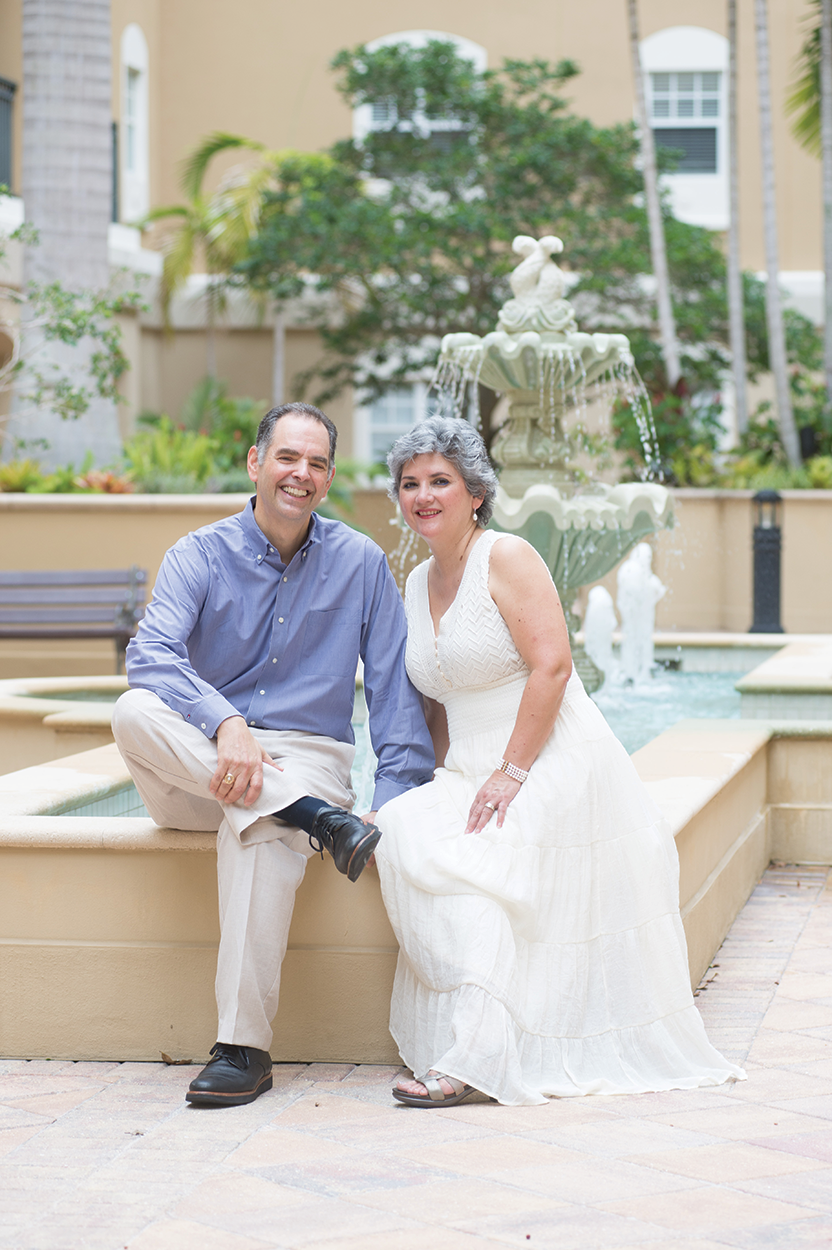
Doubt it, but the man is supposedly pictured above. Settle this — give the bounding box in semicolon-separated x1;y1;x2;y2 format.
113;402;433;1107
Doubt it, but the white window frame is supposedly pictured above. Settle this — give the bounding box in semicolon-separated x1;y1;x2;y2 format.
354;381;446;465
120;24;149;223
352;30;487;145
640;26;729;231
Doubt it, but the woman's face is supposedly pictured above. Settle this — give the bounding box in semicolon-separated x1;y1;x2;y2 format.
398;453;483;543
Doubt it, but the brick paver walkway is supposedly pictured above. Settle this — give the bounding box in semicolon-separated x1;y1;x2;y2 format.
2;864;832;1250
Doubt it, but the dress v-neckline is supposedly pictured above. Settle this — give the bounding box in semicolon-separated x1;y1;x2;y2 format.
426;532;488;640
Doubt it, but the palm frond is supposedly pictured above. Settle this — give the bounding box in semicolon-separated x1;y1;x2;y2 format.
180;132;266;201
786;0;822;156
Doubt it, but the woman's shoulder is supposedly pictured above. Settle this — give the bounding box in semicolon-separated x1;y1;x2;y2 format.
486;531;541;566
486;532;556;591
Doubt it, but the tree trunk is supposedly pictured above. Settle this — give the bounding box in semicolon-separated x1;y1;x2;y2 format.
626;0;681;390
11;0;121;468
822;0;832;404
272;311;285;407
754;0;802;465
727;0;749;437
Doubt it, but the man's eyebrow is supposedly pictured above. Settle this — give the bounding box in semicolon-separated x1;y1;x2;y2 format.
273;445;329;465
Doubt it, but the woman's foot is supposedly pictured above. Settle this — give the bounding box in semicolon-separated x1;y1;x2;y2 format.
392;1070;476;1107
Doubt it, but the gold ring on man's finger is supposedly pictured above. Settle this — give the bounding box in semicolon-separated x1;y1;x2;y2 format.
223;773;235;785
484;802;496;811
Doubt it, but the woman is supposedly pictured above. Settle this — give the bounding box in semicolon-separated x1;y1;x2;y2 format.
374;416;744;1108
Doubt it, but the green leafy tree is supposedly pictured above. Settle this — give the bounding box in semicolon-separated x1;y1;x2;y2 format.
239;41;820;464
1;203;138;427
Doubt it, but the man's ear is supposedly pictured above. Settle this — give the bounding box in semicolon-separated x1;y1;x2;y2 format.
247;446;259;484
321;463;336;499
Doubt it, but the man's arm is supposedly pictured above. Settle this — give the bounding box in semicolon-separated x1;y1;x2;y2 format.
360;553;435;810
127;539;278;806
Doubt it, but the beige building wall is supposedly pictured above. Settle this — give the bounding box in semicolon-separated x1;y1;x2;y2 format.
0;0;826;427
104;0;822;274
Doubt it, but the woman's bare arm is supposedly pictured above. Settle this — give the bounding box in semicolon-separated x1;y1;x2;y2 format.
465;536;572;834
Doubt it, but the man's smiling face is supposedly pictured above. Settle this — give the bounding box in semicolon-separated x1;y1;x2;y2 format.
247;414;335;543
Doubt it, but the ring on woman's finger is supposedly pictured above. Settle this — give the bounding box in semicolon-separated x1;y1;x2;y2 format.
223;773;235;785
484;802;496;811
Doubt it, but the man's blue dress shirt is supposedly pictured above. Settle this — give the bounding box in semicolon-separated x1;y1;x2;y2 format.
126;499;434;809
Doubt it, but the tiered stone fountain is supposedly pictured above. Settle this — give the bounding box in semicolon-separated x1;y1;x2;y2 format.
435;235;673;691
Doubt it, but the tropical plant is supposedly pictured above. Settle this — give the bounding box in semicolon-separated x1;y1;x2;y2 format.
121;416;218;492
140;134;328;380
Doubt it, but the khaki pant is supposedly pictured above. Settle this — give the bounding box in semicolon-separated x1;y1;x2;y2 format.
112;689;356;1050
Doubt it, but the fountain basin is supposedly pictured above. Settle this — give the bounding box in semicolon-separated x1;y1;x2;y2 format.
2;723;830;1060
0;676;126;775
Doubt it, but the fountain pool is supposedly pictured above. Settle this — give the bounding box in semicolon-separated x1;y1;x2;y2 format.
52;668;744;821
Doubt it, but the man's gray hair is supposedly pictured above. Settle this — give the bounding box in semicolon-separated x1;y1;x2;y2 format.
387;416;498;527
256;403;337;465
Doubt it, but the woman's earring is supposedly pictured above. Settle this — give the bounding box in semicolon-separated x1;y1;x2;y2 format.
472;509;478;522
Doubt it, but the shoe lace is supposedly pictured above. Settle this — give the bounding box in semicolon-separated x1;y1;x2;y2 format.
307;832;324;858
209;1042;247;1070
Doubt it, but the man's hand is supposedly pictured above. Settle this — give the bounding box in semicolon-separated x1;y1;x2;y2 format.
210;716;282;808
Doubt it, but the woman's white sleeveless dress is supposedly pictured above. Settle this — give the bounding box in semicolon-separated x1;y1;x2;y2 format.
375;530;744;1106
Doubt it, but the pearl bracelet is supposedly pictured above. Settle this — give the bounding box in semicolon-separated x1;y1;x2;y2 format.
498;758;529;784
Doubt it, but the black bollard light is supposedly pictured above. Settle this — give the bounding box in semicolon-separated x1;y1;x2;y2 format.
749;489;784;633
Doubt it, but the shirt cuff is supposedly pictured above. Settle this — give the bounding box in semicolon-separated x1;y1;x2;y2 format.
186;693;244;739
371;776;425;811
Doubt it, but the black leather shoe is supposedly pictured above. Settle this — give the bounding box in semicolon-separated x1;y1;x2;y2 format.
185;1043;272;1107
308;806;382;882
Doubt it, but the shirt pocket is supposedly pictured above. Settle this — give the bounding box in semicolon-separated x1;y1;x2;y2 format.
300;607;360;677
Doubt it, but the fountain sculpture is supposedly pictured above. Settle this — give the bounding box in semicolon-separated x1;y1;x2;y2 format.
583;586;618;684
617;543;667;686
435;235;673;691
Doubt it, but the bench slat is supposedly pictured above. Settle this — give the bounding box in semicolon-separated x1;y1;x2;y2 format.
0;608;141;624
0;588;144;606
0;569;147;587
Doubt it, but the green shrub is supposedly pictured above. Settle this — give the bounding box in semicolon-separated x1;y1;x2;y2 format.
0;459;45;492
122;416;218;489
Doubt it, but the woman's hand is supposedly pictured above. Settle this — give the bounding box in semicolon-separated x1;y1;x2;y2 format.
465;769;522;834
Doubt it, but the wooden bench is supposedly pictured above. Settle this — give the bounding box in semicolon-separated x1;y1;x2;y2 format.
0;567;147;673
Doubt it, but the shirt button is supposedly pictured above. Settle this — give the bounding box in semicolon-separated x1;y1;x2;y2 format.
278;617;284;623
272;658;277;664
257;554;263;562
283;576;288;582
200;723;206;730
249;720;255;726
259;689;265;695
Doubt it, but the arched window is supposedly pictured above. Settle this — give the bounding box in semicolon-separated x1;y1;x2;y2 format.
120;24;149;223
640;27;728;230
352;30;487;144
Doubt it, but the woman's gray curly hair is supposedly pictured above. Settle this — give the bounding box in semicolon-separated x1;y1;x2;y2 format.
386;416;498;528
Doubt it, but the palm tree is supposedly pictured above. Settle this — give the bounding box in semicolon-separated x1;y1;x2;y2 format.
727;0;749;436
626;0;681;390
141;133;278;379
10;0;122;466
787;0;832;413
754;0;802;466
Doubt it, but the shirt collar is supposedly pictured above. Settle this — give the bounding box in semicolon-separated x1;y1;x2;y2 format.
240;496;323;562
